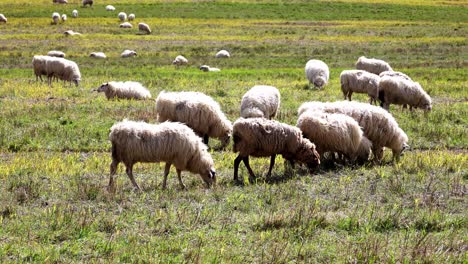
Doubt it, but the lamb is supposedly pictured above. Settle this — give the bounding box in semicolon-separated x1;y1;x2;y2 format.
138;22;151;34
32;55;49;82
128;14;135;21
82;0;93;7
89;52;106;59
0;14;7;23
232;118;320;183
305;59;330;89
199;65;220;72
118;12;127;22
47;50;65;58
155;91;233;150
72;10;78;18
172;55;188;66
45;57;81;87
119;22;132;28
355;56;393;75
340;69;381;104
298;101;409;162
61;14;67;22
95;81;151;100
215;50;230;58
121;50;137;58
106;5;115;11
378;76;432;112
52;12;60;24
240;85;280;119
64;30;81;36
379;70;412;81
109;120;216;190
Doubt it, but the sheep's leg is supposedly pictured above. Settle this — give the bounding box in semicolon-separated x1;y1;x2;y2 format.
176;168;186;190
233;155;242;182
242;156;257;183
348;91;353;101
108;159;119;190
203;135;209;146
162;163;171;190
266;154;276;179
125;164;140;190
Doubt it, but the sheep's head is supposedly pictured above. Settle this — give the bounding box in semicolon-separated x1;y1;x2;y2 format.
73;79;80;87
199;65;210;72
97;83;109;92
313;77;326;89
197;149;216;188
297;139;321;170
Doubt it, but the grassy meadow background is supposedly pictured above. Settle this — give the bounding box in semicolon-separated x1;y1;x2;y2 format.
0;0;467;262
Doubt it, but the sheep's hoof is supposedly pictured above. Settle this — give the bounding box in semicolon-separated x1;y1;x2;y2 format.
233;179;244;186
107;184;116;193
180;184;187;190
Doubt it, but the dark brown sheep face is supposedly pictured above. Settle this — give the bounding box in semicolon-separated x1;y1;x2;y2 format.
201;168;216;188
306;148;321;170
97;83;108;92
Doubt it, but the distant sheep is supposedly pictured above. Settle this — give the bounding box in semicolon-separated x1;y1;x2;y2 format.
355;56;393;75
89;52;106;59
118;12;127;22
32;55;49;82
240;85;280;119
119;22;132;28
53;0;68;4
0;14;7;23
106;5;115;11
128;14;135;21
64;30;81;36
82;0;93;7
215;50;230;58
72;10;78;18
138;22;151;34
121;49;137;58
109;120;216;190
378;76;432;112
232;118;320;183
47;50;65;58
172;55;188;66
52;12;60;24
199;65;220;72
305;59;330;89
44;57;81;87
155;91;233;150
96;81;151;100
340;69;381;104
61;14;67;22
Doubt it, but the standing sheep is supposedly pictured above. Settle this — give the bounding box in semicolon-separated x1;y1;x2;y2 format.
355;56;393;75
172;55;188;66
0;14;7;23
121;49;137;57
305;59;330;89
106;5;115;11
128;14;135;21
240;85;280;119
378;76;432;112
199;65;220;72
95;81;151;100
233;118;320;183
45;57;81;87
138;22;151;34
82;0;93;7
155;91;232;150
340;69;381;104
52;12;60;24
90;52;106;59
47;50;65;58
109;120;216;190
379;70;412;81
118;12;127;22
61;14;67;22
72;10;78;18
32;55;49;82
215;50;230;58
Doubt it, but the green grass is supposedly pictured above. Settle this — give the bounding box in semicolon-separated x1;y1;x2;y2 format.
0;0;467;262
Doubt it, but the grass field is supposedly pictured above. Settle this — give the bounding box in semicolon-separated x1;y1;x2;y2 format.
0;0;467;262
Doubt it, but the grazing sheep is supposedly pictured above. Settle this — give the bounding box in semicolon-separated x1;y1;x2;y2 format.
118;12;127;22
378;76;432;112
64;30;81;36
215;50;230;58
119;22;132;28
32;55;49;82
138;22;151;34
232;118;320;183
305;59;330;89
199;65;220;72
355;56;393;75
340;69;381;104
121;49;137;58
155;91;232;150
52;12;60;24
0;14;7;23
379;70;412;81
298;101;409;162
47;50;65;58
96;81;151;100
72;10;78;18
45;57;81;87
109;120;216;190
89;52;106;59
240;85;280;119
82;0;93;7
61;14;67;22
53;0;68;4
128;14;135;21
106;5;115;11
172;55;188;66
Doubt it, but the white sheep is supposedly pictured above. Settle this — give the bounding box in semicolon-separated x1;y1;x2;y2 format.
298;101;409;162
106;5;115;11
379;70;412;81
118;12;127;22
72;10;78;18
53;0;68;4
52;12;60;24
138;22;151;34
47;50;65;58
215;50;230;58
355;56;393;75
340;69;381;104
64;30;82;36
128;14;135;21
121;49;137;58
378;76;432;112
155;91;233;150
119;22;132;28
172;55;188;66
82;0;93;7
109;120;216;190
199;65;220;72
32;55;49;82
89;52;106;59
0;14;7;23
240;85;280;119
96;81;151;100
61;14;67;22
45;57;81;87
305;59;330;89
232;118;320;183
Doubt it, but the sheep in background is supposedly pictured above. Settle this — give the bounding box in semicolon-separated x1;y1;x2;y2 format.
61;14;67;22
155;91;232;150
378;76;432;112
89;52;106;59
64;30;81;36
305;59;330;89
128;14;135;21
53;0;68;4
232;118;320;183
172;55;188;66
109;120;216;190
0;14;7;23
118;12;127;22
106;5;115;11
379;70;412;81
215;50;230;58
340;69;381;104
138;22;151;34
121;50;137;58
95;81;151;100
72;10;78;18
120;22;132;28
199;65;220;72
32;55;49;82
240;85;280;119
47;50;65;58
45;57;81;87
52;12;60;24
355;56;393;75
82;0;93;7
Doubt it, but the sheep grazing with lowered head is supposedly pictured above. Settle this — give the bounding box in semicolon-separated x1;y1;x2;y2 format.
355;56;393;75
109;120;216;191
215;50;230;58
0;14;7;23
95;81;151;100
240;85;280;120
47;50;65;58
138;22;151;34
72;10;78;18
120;22;132;28
118;12;127;22
61;14;67;22
155;91;232;150
90;52;106;59
199;65;220;72
52;12;60;24
121;49;137;58
305;59;330;89
172;55;188;66
340;69;381;104
233;118;320;183
64;30;81;36
106;5;115;11
82;0;93;7
378;76;432;112
45;57;81;87
32;55;49;82
128;14;135;21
